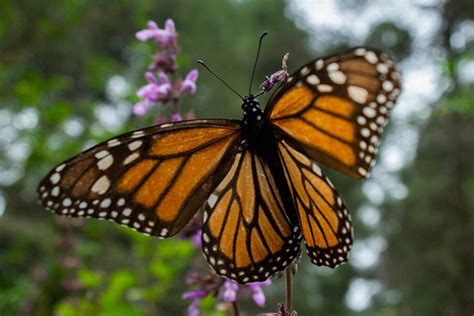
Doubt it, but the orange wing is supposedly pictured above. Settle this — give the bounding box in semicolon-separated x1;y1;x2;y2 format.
202;149;301;283
266;47;401;178
278;140;352;267
37;120;240;238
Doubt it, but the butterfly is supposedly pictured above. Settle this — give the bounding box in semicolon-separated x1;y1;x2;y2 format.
38;46;400;284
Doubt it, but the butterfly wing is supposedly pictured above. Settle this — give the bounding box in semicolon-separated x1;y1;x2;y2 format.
265;47;401;178
201;149;301;283
277;139;352;267
37;119;241;238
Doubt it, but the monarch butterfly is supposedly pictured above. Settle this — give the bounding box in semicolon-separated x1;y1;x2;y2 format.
38;41;400;284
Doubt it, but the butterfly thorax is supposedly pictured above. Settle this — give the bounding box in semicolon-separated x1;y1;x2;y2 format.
241;95;264;139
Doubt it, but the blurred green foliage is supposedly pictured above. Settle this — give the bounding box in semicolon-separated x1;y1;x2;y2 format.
0;0;473;315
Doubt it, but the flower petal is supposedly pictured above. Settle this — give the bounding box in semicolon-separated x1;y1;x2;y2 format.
251;286;266;307
221;280;239;302
185;69;199;82
147;20;158;29
170;113;183;122
145;72;158;84
182;289;208;300
133;100;152;116
165;19;176;33
187;299;200;316
158;72;170;84
136;29;156;41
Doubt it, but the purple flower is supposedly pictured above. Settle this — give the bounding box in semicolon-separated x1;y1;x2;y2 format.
187;299;200;316
190;228;201;248
136;72;160;100
170;112;183;122
182;289;207;300
133;72;174;115
260;53;289;92
135;21;159;42
150;51;176;72
183;289;207;316
181;69;199;94
221;280;240;302
248;280;271;307
133;99;153;116
136;19;177;47
156;72;172;98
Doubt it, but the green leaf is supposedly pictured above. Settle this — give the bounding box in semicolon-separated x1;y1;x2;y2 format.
77;268;103;288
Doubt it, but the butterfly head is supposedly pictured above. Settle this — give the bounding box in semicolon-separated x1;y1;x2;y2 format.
242;95;264;129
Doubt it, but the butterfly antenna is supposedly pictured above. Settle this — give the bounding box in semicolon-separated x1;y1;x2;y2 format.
197;60;243;100
248;31;268;96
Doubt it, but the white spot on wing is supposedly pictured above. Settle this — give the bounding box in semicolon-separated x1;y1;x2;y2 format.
328;71;346;84
348;86;368;104
314;59;324;70
122;208;132;217
317;84;333;93
123;152;140;165
128;140;143;151
95;150;109;159
55;164;66;172
361;126;370;137
131;130;145;138
91;175;110;195
107;139;121;147
100;198;111;208
306;74;320;85
365;51;378;64
97;155;114;170
376;63;389;74
377;94;387;103
312;163;322;176
300;66;310;76
51;186;60;197
208;194;218;208
363;107;376;118
354;48;367;56
327;63;339;71
50;173;61;184
358;167;368;176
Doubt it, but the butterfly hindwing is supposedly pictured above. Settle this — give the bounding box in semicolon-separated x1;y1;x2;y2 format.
37;119;241;238
202;149;301;283
266;47;401;178
277;140;352;267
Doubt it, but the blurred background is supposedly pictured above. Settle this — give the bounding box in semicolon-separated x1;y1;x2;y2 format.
1;0;473;315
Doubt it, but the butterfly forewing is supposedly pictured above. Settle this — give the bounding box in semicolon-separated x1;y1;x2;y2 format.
37;119;241;238
277;140;352;267
266;47;401;178
202;149;301;283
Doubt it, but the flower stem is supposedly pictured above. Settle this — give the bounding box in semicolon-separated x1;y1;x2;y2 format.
232;301;240;316
285;266;292;313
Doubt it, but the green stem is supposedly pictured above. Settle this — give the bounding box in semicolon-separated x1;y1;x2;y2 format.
285;265;292;313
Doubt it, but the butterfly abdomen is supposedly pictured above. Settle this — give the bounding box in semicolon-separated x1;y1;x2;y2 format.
245;115;301;229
